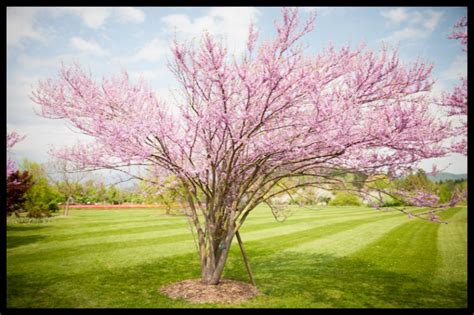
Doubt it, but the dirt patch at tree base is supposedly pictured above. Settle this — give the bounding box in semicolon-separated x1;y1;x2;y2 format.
159;278;260;304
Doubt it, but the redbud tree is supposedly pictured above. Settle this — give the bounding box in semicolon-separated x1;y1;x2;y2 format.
32;8;459;285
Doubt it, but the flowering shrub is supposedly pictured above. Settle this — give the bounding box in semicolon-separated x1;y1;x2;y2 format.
7;171;33;215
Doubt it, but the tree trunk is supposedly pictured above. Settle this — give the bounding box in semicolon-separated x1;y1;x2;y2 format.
64;196;71;217
182;185;240;286
199;231;235;285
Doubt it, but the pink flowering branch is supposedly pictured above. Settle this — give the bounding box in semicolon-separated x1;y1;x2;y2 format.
359;182;467;224
438;16;467;155
7;132;25;149
448;16;467;51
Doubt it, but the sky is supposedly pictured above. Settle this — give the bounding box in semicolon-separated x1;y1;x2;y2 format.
6;6;468;182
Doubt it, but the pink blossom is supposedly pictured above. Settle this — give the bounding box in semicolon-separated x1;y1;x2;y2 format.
438;16;467;155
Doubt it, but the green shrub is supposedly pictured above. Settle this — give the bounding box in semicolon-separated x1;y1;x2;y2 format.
47;201;60;212
26;208;52;218
328;192;362;206
20;159;61;212
381;198;404;207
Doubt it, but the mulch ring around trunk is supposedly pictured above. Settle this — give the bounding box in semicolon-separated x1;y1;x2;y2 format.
159;278;260;304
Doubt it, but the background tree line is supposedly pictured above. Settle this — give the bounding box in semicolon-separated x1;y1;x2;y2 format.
7;158;466;219
268;169;467;208
6;159;177;218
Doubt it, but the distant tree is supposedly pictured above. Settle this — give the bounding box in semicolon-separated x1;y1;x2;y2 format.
106;185;123;204
123;185;145;204
437;182;453;204
21;159;61;215
76;180;108;204
436;179;467;204
95;182;108;203
395;169;434;193
155;176;187;215
137;175;186;214
137;181;161;205
45;158;88;216
328;192;362;206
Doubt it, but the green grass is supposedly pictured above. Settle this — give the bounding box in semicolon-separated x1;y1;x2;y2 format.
6;205;467;308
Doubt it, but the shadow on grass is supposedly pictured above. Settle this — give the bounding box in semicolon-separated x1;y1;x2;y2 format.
7;225;48;249
232;244;467;308
7;225;48;232
7;251;202;308
7;234;47;249
7;247;467;308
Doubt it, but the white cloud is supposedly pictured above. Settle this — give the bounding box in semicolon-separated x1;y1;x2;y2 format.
300;7;352;16
419;155;467;174
7;7;47;48
161;7;260;55
126;7;261;65
430;80;448;99
424;54;466;105
423;11;443;32
130;38;169;62
128;69;160;82
63;7;112;29
70;36;109;56
7;71;92;164
115;7;145;23
381;8;444;44
7;71;57;127
386;27;429;42
300;7;318;13
17;53;83;69
162;14;191;30
381;8;408;23
58;7;145;29
441;54;467;81
8;120;92;164
8;83;38;125
7;7;145;50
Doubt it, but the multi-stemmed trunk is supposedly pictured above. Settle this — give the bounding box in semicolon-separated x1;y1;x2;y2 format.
193;208;237;285
196;214;256;286
199;231;235;285
181;168;261;285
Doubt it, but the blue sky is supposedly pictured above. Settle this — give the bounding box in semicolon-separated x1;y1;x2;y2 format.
7;6;468;178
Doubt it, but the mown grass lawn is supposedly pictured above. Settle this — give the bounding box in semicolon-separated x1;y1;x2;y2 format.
6;205;467;308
